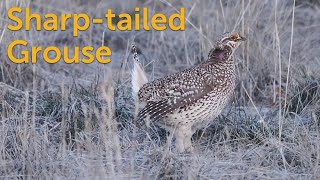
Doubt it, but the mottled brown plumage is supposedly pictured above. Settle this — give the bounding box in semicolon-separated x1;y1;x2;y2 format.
133;33;246;152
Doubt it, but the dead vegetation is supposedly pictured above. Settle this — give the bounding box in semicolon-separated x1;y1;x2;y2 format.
0;0;320;179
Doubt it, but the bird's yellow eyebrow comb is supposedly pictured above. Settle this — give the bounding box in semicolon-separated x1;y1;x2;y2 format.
231;33;240;38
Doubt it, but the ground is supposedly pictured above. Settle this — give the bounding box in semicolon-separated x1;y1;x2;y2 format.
0;0;320;179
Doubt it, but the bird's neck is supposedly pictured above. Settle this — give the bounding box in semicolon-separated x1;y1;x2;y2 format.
207;45;233;63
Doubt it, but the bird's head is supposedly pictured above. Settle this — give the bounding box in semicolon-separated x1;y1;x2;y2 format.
208;33;246;61
215;32;246;52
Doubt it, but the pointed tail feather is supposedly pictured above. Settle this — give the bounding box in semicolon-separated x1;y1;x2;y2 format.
131;43;148;98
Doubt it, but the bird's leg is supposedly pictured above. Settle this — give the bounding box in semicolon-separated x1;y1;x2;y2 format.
175;130;184;153
183;132;194;153
175;126;194;153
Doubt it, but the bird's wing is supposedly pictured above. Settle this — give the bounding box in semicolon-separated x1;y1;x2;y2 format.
138;67;207;101
137;84;212;122
137;67;216;122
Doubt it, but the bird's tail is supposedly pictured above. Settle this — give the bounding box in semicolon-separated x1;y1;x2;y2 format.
131;43;148;98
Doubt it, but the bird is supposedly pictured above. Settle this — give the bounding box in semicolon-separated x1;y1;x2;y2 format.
131;33;246;153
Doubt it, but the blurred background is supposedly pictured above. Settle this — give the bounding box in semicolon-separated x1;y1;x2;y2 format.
0;0;319;179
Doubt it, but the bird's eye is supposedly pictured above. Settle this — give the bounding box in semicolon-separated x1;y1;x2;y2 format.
230;34;239;39
230;34;240;41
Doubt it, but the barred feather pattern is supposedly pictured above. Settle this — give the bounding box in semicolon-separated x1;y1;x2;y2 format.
136;46;235;130
134;33;245;152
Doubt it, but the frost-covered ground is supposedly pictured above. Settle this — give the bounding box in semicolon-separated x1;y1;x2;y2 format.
0;0;319;179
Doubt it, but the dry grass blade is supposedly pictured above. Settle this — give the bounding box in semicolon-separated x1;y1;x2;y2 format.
0;0;319;179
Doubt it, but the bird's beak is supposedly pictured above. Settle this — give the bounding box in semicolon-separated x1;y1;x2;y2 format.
238;36;246;41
